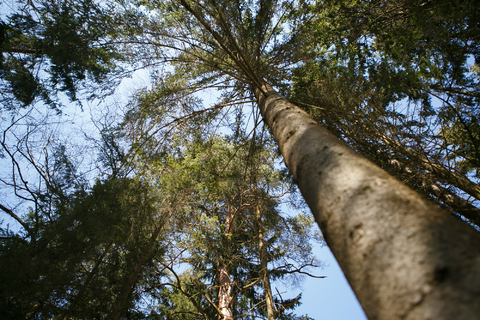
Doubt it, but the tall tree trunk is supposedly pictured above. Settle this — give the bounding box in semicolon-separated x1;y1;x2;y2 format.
218;200;234;320
254;82;480;320
217;262;233;320
256;202;275;320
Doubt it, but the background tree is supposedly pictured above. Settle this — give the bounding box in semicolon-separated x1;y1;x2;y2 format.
0;0;124;109
122;129;324;319
0;118;169;318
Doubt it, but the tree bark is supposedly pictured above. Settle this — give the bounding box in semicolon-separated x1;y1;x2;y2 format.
256;203;275;320
218;200;234;320
254;82;480;320
217;262;234;320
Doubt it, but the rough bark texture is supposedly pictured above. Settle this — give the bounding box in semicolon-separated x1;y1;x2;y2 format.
254;83;480;320
217;262;233;320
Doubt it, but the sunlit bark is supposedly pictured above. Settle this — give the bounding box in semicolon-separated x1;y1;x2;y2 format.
217;262;233;320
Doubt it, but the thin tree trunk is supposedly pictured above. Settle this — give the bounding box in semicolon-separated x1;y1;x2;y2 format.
218;200;234;320
256;203;275;320
217;262;233;320
254;82;480;320
423;181;480;226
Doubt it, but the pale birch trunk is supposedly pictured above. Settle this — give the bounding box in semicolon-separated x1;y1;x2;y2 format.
254;82;480;320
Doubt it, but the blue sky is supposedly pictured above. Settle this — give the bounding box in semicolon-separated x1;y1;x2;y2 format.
295;245;368;320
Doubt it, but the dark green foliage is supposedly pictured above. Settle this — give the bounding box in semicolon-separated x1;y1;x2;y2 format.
0;177;165;319
0;0;122;109
0;53;38;105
